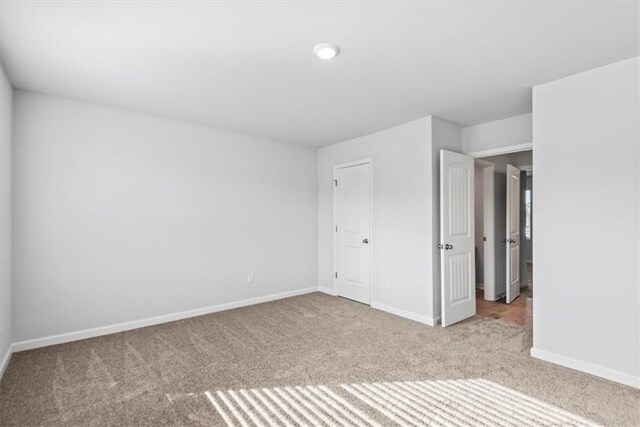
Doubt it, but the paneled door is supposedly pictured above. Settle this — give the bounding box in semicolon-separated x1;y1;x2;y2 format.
506;164;521;304
334;161;371;305
440;150;475;326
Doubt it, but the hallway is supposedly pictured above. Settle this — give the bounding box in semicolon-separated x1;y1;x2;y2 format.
476;287;532;327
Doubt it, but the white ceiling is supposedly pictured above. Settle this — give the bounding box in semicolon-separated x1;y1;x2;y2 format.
1;1;638;147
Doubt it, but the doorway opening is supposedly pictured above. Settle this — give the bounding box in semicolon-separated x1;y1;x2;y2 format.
474;150;533;327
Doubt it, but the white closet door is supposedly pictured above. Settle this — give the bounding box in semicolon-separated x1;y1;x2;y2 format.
334;162;371;305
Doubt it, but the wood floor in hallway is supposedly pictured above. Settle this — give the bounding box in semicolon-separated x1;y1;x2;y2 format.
475;262;533;327
475;288;532;327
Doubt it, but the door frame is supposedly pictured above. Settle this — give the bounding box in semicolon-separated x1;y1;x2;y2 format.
475;159;497;301
468;148;532;302
333;158;373;304
465;142;532;158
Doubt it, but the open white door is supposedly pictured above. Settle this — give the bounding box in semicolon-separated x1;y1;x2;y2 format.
334;161;371;305
506;164;521;304
440;150;475;327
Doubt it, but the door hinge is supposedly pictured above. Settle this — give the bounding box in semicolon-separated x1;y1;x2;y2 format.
335;225;338;232
334;179;338;187
335;272;338;278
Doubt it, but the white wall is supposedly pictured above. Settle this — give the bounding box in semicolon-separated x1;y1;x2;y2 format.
12;91;318;342
0;65;12;363
318;116;461;325
318;118;434;323
532;57;640;387
462;113;532;155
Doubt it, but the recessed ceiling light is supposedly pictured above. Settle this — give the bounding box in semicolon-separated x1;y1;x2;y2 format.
313;43;340;60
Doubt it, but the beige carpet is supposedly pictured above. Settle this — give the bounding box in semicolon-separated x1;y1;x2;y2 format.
1;292;638;426
206;379;599;426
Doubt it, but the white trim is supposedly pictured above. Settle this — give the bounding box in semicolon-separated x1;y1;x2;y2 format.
0;344;13;379
317;286;337;296
332;158;372;170
530;347;640;389
320;291;440;327
466;142;533;159
12;287;318;352
481;162;496;302
371;302;439;326
333;158;374;306
475;158;493;167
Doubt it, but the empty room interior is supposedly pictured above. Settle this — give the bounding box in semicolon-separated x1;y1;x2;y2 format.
0;1;639;426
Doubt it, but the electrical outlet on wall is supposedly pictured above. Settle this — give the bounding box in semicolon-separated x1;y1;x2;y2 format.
247;273;254;283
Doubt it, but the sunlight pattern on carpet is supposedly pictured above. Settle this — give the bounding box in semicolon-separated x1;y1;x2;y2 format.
205;379;599;427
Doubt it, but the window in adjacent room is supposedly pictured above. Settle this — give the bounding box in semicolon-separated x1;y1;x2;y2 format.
525;189;532;240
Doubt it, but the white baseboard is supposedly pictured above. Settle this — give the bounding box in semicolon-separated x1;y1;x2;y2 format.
317;286;337;296
318;288;439;326
0;344;13;379
12;287;318;352
371;302;439;326
530;347;640;389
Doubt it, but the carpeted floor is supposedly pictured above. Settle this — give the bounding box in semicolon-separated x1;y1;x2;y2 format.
1;292;638;426
205;379;600;426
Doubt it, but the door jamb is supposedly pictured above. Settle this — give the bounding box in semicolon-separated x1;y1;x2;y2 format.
332;158;373;305
465;143;532;158
475;159;497;301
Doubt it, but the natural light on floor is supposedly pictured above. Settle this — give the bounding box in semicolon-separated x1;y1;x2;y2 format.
204;379;599;427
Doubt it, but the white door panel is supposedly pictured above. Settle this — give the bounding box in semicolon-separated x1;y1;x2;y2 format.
506;164;521;304
440;150;476;327
334;162;371;305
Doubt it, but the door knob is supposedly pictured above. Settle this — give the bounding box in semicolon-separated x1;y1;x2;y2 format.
363;238;369;244
445;244;453;250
